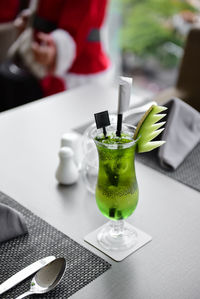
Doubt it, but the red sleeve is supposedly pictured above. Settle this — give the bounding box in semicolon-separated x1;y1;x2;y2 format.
0;0;20;23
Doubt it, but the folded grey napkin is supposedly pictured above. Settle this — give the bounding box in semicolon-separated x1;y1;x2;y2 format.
0;203;28;243
158;97;200;170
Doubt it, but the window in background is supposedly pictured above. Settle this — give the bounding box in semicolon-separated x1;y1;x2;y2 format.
115;0;200;95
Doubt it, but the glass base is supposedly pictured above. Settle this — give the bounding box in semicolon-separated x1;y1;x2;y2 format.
97;220;138;251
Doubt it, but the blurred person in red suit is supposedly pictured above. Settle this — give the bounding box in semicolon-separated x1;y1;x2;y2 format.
0;0;111;112
16;0;112;97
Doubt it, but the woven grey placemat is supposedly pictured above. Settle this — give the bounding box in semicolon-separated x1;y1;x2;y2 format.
0;192;111;298
136;142;200;192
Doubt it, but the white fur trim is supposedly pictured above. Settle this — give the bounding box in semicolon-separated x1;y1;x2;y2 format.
51;29;76;76
64;65;115;89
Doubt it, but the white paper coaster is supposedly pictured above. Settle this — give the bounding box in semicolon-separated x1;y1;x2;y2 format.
84;222;152;262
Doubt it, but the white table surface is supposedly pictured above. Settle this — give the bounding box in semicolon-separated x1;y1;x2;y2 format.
0;83;200;299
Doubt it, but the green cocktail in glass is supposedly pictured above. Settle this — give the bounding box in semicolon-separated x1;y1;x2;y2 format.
90;123;139;250
95;134;138;220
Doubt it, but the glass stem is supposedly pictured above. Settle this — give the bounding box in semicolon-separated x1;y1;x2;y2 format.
110;220;125;237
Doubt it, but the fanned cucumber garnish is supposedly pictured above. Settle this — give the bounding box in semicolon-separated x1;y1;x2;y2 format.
133;105;167;153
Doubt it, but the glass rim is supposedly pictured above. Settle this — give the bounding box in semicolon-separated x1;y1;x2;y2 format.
89;122;139;149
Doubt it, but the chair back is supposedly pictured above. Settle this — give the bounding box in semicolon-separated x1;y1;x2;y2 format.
176;26;200;111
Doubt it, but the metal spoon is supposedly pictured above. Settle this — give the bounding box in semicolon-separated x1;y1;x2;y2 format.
15;257;66;299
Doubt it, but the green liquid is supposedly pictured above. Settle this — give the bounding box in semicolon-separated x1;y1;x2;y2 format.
95;134;139;220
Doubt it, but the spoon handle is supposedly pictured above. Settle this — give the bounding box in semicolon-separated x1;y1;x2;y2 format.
15;290;33;299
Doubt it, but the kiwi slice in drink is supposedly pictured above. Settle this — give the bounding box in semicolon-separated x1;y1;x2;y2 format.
134;105;167;153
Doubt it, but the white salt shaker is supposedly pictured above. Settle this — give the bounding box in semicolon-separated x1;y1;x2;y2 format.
55;147;79;185
61;132;81;167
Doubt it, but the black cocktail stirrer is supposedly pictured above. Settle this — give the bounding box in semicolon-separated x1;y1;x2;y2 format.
94;110;110;138
116;76;133;137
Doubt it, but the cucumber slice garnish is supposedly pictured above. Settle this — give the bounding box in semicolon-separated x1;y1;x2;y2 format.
134;105;167;153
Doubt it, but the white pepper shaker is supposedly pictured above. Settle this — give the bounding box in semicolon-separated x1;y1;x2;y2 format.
61;132;81;167
55;147;79;185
